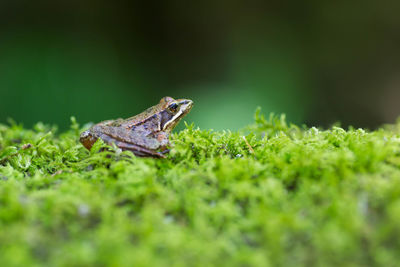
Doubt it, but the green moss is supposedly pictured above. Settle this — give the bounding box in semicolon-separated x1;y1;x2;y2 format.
1;112;400;266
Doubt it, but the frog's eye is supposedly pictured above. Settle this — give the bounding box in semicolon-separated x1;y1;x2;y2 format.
168;103;179;113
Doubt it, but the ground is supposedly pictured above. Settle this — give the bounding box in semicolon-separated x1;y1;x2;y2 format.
1;112;400;266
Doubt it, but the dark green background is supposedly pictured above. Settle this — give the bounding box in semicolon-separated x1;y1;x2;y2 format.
1;1;399;130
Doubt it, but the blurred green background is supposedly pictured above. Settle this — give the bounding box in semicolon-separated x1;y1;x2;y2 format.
1;1;399;130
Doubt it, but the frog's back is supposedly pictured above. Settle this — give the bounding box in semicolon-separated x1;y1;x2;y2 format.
119;102;167;128
92;96;172;129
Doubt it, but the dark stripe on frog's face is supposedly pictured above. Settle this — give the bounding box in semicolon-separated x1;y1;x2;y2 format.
160;99;193;131
127;97;193;132
160;110;174;130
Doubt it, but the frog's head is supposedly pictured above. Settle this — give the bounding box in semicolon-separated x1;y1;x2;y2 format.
80;130;98;150
159;96;193;132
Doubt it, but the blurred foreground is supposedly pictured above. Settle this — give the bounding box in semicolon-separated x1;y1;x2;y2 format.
1;115;400;265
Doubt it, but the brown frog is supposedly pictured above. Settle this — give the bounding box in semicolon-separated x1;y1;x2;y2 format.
80;96;193;158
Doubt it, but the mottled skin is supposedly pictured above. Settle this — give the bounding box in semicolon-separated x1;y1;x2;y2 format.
80;97;193;158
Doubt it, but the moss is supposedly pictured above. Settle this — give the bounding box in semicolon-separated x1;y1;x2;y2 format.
1;112;400;266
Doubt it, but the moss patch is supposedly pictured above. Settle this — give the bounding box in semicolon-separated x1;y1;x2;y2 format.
1;112;400;266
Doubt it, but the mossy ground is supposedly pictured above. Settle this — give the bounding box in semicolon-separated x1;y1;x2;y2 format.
1;112;400;266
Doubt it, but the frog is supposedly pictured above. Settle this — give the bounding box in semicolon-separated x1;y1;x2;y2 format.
80;96;193;158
